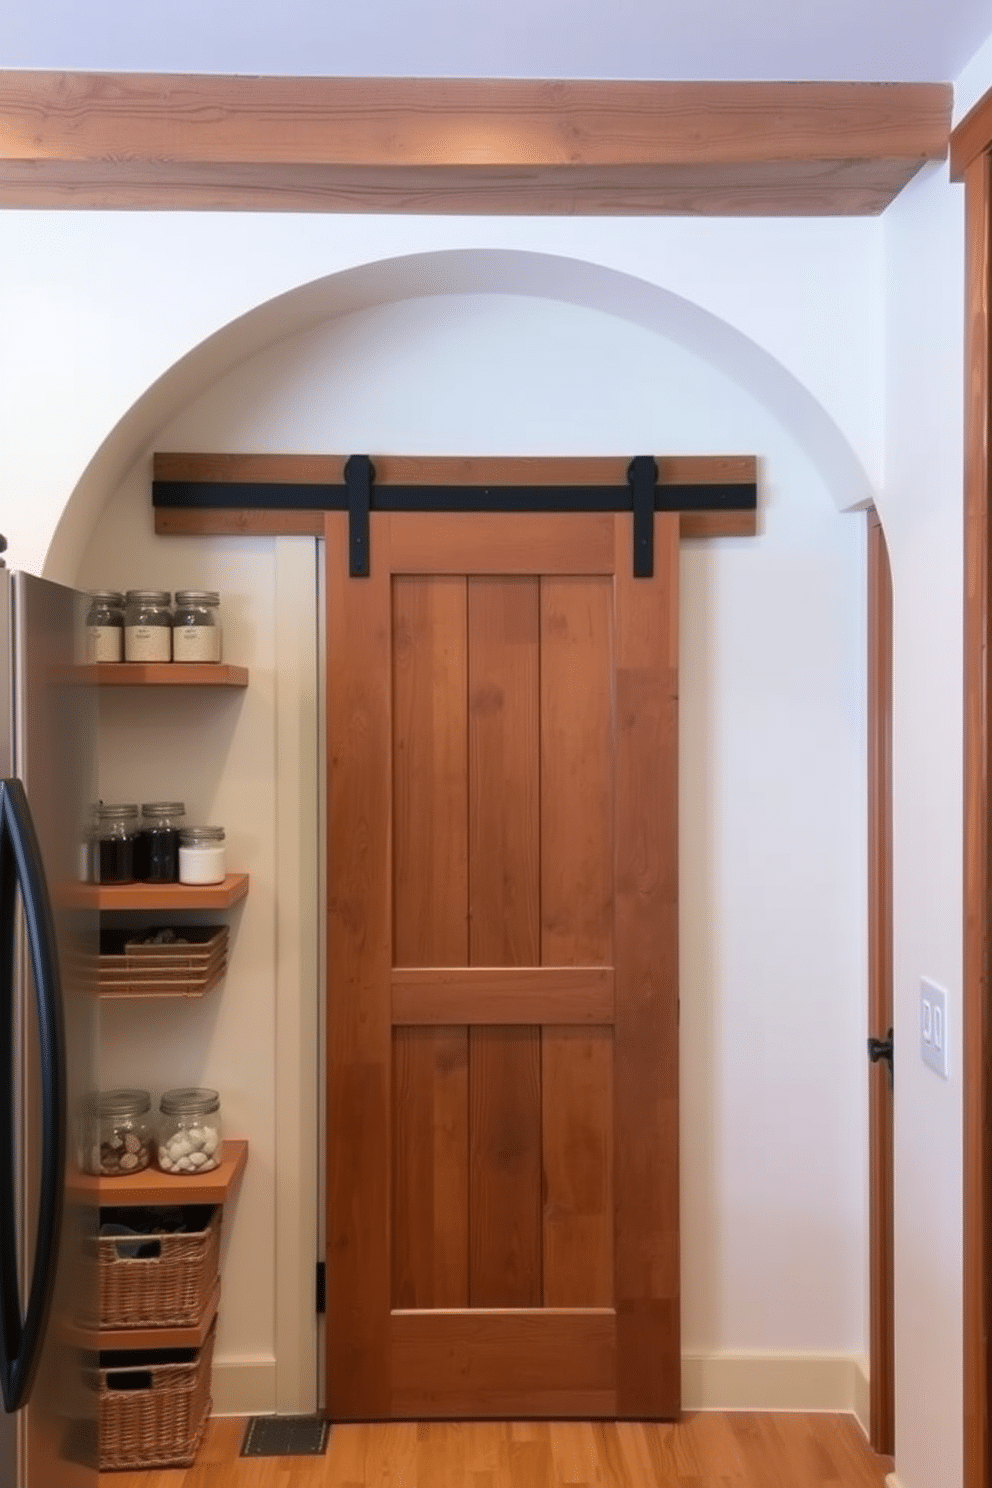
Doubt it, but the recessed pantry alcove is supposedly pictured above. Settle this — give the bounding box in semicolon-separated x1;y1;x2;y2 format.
66;258;870;1417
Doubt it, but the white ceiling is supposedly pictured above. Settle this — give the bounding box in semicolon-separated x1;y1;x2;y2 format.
3;0;991;84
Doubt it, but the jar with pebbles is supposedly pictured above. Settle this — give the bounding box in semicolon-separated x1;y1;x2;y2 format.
82;1089;153;1176
157;1087;223;1174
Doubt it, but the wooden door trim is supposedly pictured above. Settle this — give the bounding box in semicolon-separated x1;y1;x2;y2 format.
392;965;615;1025
0;74;950;215
959;114;992;1488
867;505;894;1454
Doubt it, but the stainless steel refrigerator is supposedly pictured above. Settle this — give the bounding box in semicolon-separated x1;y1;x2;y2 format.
0;565;99;1487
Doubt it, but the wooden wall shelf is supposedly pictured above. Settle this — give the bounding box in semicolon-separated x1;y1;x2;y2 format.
85;662;248;687
71;1139;248;1207
80;873;249;912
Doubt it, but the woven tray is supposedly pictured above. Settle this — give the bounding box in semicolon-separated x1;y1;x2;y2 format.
97;926;228;998
97;1320;215;1471
82;1205;221;1331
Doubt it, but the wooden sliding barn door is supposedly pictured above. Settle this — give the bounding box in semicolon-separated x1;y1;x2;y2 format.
325;510;680;1420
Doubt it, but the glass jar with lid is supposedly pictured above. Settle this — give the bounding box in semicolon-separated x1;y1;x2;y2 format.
172;590;222;664
96;804;140;884
124;590;172;663
85;591;125;663
178;825;226;885
134;801;186;883
82;1089;153;1175
157;1087;223;1174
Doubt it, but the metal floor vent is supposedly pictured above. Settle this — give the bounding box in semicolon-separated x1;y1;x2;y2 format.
241;1415;331;1457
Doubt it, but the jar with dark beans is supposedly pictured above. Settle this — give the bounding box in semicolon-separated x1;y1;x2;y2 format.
95;804;140;884
134;801;186;883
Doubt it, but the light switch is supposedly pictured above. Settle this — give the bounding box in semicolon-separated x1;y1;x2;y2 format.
921;977;949;1079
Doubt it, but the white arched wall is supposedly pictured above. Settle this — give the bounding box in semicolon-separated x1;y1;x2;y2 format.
48;247;879;585
71;263;870;1420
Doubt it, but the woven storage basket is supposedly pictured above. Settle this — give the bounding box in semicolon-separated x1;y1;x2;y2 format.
97;925;228;998
92;1206;221;1330
97;1320;215;1471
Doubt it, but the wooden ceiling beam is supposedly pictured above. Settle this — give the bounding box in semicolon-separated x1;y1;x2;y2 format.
0;73;951;216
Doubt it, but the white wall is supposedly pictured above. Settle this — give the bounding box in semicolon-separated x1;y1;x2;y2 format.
875;32;992;1488
69;284;869;1410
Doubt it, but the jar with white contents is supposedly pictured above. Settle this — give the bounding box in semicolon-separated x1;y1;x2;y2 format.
85;591;125;662
124;590;172;663
157;1087;223;1174
172;590;222;663
178;825;226;884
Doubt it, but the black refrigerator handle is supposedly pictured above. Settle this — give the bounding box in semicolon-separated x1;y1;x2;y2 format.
0;778;67;1413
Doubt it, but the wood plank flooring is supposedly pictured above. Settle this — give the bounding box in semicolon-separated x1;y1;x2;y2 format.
100;1413;894;1486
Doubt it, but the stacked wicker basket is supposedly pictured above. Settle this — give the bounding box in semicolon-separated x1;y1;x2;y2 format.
90;1205;221;1471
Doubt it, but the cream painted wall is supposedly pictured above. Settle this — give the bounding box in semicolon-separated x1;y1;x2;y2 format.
71;289;868;1407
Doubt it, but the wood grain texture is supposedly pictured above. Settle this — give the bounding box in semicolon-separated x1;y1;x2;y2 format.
963;148;992;1488
392;576;469;966
468;578;541;965
391;1309;615;1418
1;74;950;215
390;513;616;576
70;1138;247;1206
155;507;324;537
540;577;614;966
612;513;681;1418
98;1412;894;1486
392;1028;469;1308
325;511;392;1419
390;575;470;1310
542;1030;614;1307
469;1027;544;1308
866;508;894;1456
154;451;757;487
84;873;248;911
392;966;614;1024
951;83;992;181
84;662;248;687
156;503;757;541
539;577;616;1310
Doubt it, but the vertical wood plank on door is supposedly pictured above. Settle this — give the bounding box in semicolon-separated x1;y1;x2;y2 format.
468;577;541;966
392;1029;469;1306
391;576;470;1308
325;512;393;1418
468;578;542;1307
540;576;615;1307
613;513;681;1418
541;1030;614;1306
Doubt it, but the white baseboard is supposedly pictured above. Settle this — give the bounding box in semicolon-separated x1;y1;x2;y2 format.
213;1349;872;1422
853;1354;871;1437
682;1351;866;1414
210;1357;277;1416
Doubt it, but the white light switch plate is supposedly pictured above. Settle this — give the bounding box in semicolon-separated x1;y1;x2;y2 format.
921;977;949;1079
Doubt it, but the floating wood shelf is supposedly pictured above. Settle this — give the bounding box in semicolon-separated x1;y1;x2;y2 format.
70;1139;248;1207
85;662;248;687
75;873;249;912
66;1279;220;1353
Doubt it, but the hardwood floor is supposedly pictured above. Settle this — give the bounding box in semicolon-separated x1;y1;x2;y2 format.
100;1413;894;1486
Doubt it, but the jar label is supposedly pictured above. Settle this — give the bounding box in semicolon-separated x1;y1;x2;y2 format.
173;625;222;663
86;625;123;663
125;626;171;662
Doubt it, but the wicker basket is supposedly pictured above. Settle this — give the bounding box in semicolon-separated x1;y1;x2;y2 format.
97;1320;215;1471
97;925;228;998
83;1205;221;1330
